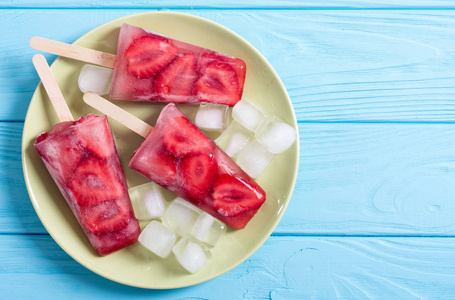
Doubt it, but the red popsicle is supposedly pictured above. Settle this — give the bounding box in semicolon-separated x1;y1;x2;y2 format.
32;54;140;255
30;23;247;106
83;92;266;230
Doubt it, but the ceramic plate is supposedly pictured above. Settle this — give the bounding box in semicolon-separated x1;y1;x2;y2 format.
22;11;299;289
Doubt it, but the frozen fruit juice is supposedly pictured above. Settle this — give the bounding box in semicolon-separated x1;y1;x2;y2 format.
129;103;266;230
35;114;140;255
110;23;246;106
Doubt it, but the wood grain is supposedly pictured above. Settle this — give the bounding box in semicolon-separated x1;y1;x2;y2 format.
4;3;455;298
275;123;455;235
3;10;455;121
1;235;455;298
6;122;455;235
2;0;455;8
0;123;44;234
32;54;74;122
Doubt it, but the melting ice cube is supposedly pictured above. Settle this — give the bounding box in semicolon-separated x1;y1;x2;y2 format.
138;221;177;258
129;182;166;220
255;116;297;154
172;235;212;273
191;212;226;247
163;197;201;236
215;121;253;158
78;64;113;95
232;98;266;132
195;103;230;131
236;140;274;179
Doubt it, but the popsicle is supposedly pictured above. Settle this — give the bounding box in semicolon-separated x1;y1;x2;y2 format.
30;23;247;106
32;54;140;255
83;92;266;230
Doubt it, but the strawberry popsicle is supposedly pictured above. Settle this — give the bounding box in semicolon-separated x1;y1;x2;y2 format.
110;24;246;106
30;23;247;106
84;92;266;230
32;54;140;255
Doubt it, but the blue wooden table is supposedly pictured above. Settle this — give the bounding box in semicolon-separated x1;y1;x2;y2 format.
3;1;455;298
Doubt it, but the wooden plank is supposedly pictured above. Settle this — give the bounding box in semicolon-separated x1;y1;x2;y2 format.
2;0;455;9
1;235;454;298
8;121;455;235
3;10;455;122
0;123;45;234
275;122;455;235
260;11;455;122
0;9;132;121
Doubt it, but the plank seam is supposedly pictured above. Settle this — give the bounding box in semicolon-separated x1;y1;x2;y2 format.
3;7;455;10
2;233;455;238
271;233;455;238
296;120;455;124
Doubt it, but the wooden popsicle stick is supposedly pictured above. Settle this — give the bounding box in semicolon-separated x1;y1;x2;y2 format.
83;92;152;138
30;37;116;69
32;54;74;122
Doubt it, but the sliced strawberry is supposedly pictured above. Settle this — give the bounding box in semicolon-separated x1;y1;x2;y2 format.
87;218;140;255
162;115;213;158
34;130;83;183
179;154;218;202
72;115;115;159
129;144;177;188
212;174;266;217
69;157;124;206
124;36;178;79
154;53;198;102
199;52;246;84
195;61;240;106
80;199;131;234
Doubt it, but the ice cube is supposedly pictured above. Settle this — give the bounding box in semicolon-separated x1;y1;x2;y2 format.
191;212;226;247
232;98;266;132
163;197;201;236
215;121;253;158
172;235;212;273
78;64;113;95
138;221;177;258
129;182;166;220
236;140;274;179
195;103;230;131
225;132;251;158
255;116;297;154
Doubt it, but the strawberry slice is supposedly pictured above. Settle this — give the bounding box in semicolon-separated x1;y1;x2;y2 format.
162;115;213;158
34;130;83;183
72;115;115;159
212;174;266;217
69;157;124;206
195;61;240;106
87;219;140;255
154;53;198;102
80;199;131;234
179;154;218;202
199;52;246;87
124;36;178;79
129;144;177;188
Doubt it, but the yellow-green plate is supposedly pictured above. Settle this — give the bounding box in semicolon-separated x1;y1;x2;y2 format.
22;11;299;289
